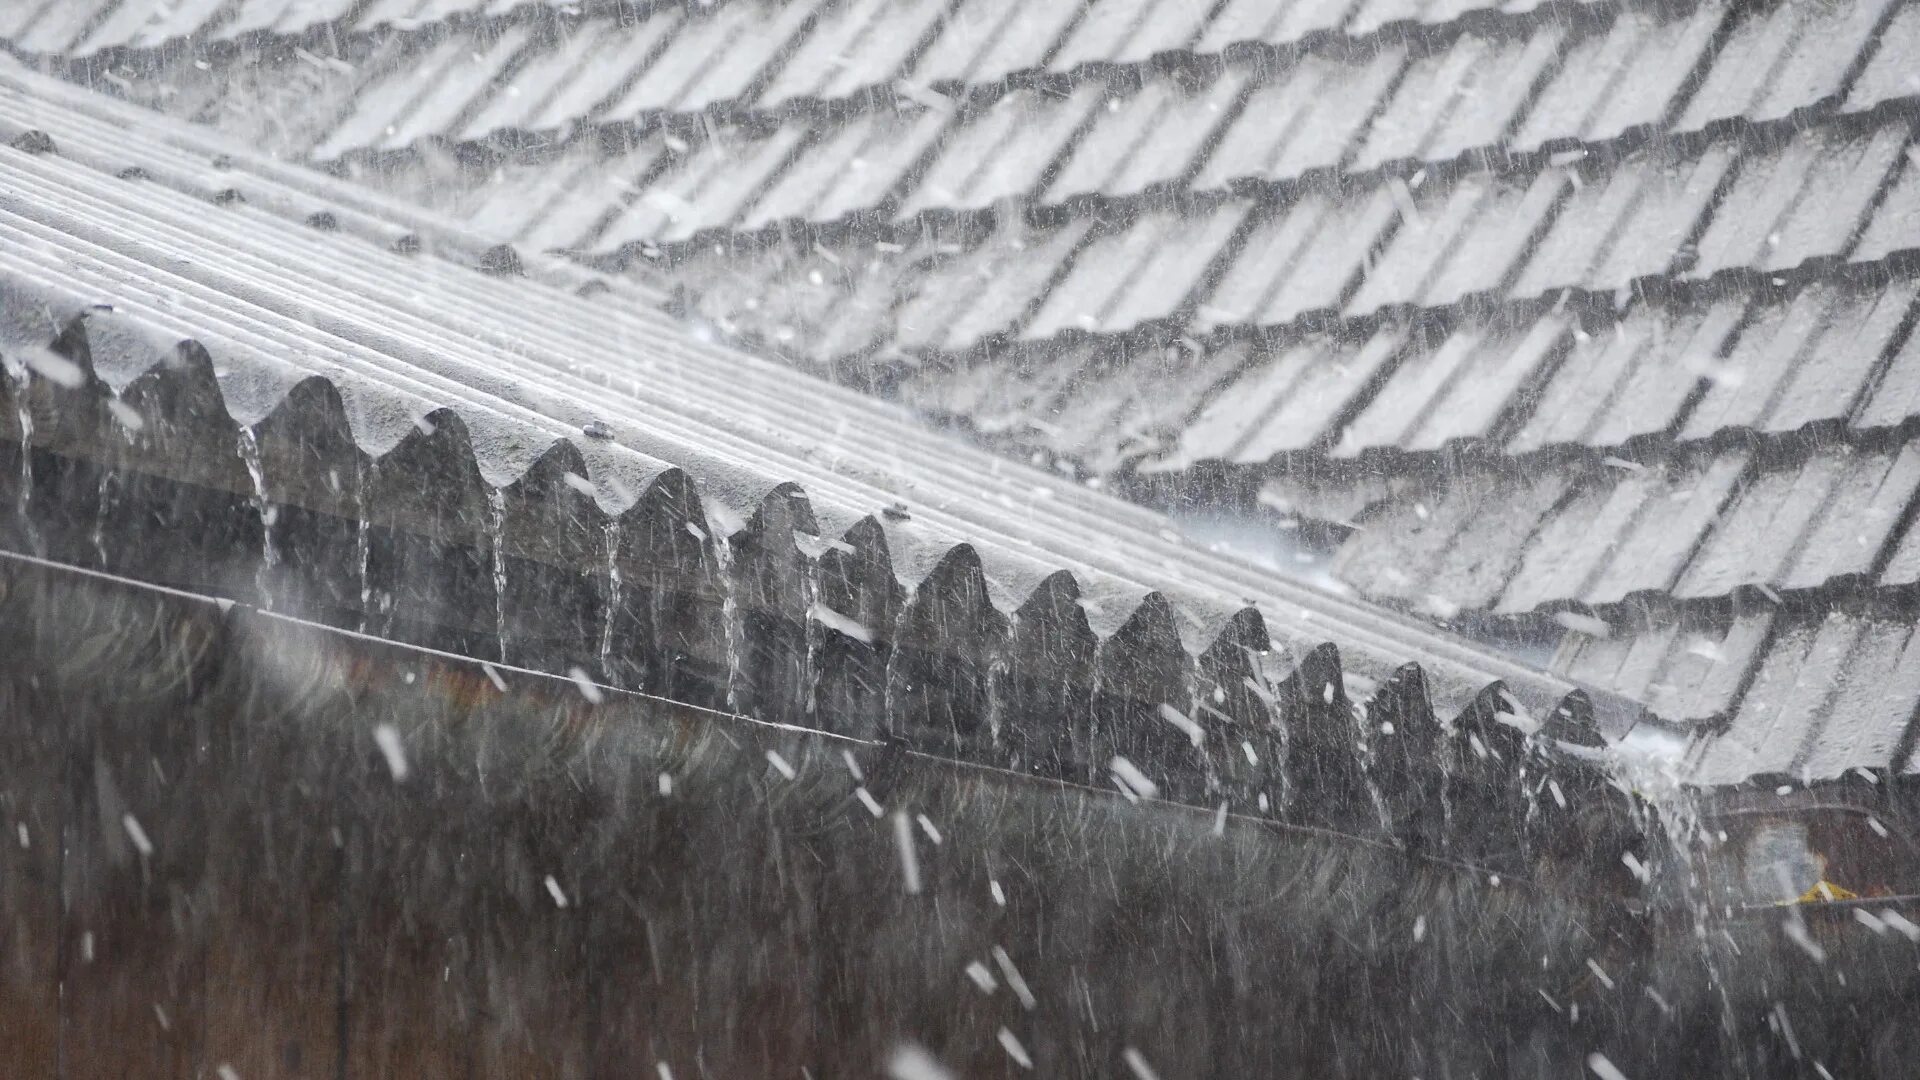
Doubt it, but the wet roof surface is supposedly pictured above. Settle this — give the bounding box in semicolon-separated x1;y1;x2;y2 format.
7;0;1920;784
0;52;1648;810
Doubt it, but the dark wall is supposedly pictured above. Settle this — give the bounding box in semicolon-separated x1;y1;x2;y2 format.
0;553;1698;1080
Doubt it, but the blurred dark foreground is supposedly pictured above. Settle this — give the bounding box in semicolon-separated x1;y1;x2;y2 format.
1;551;1916;1079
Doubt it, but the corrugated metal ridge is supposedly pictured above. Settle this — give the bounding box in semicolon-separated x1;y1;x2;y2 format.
0;57;1609;731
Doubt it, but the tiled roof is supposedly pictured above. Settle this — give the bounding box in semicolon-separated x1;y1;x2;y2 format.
0;47;1687;902
11;0;1920;786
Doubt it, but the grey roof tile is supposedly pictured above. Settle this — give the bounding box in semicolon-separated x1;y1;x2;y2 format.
1043;68;1251;201
457;20;626;141
1197;47;1407;189
1348;36;1496;172
1509;4;1725;153
1845;0;1920;112
1581;450;1750;606
1506;299;1744;453
1022;201;1249;339
1557;607;1774;727
895;341;1098;439
7;0;99;54
1350;28;1563;173
1674;0;1896;133
900;84;1102;216
1851;151;1920;264
1335;465;1579;610
894;219;1093;353
1790;614;1920;779
597;0;819;120
738;106;950;230
1221;184;1400;328
1193;0;1360;52
1410;470;1582;614
1335;313;1569;456
1855;288;1920;430
1418;167;1571;309
1689;610;1866;785
672;239;920;361
757;0;948;108
73;0;233;54
381;25;537;152
0;0;56;40
1780;441;1920;591
1039;344;1229;469
1162;326;1405;467
310;34;472;161
216;0;358;39
1495;463;1666;613
1343;174;1489;317
1048;0;1216;71
1684;122;1909;281
910;0;1087;88
593;126;806;247
522;8;688;131
1510;139;1738;300
1338;434;1920;616
1679;278;1920;441
1673;444;1904;600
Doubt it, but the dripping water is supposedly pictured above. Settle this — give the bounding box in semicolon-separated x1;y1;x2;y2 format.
91;471;113;569
236;428;277;609
705;506;743;711
1177;663;1216;799
10;364;38;555
355;472;373;635
983;612;1014;753
800;549;822;716
1350;694;1396;834
599;522;622;681
486;487;510;665
878;601;915;741
1255;652;1291;813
